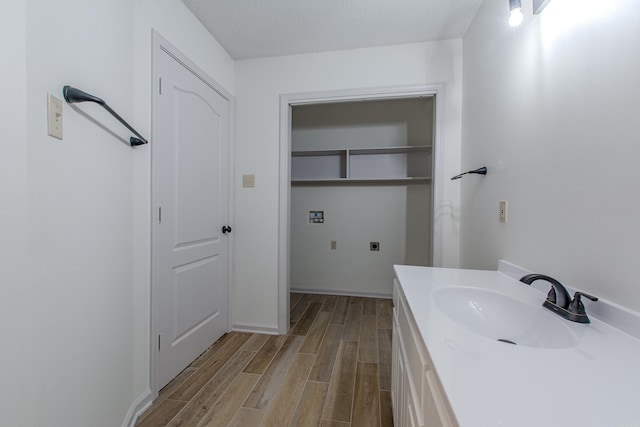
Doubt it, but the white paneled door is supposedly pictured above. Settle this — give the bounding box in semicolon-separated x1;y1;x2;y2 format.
154;46;230;390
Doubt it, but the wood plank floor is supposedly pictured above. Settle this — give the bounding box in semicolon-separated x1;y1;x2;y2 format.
137;293;394;427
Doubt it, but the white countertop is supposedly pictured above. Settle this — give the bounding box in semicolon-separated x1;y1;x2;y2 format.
393;265;640;427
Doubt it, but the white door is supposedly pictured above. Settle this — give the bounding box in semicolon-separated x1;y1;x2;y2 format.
154;47;230;390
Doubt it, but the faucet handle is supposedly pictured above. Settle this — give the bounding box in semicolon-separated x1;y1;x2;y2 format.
575;291;598;301
568;291;599;315
546;287;557;304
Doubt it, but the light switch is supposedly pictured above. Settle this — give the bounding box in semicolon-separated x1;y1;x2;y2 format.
242;174;255;188
47;93;63;140
331;240;337;250
499;200;508;223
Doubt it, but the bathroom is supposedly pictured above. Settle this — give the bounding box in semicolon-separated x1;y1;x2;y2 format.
2;0;639;425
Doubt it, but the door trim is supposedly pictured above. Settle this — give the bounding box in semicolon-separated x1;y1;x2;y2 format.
150;30;234;396
278;85;446;334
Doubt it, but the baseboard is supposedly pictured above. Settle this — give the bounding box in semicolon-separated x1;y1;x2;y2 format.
232;322;280;335
121;388;153;427
290;287;392;299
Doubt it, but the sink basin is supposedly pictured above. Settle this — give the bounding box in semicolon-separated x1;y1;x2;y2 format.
433;287;578;349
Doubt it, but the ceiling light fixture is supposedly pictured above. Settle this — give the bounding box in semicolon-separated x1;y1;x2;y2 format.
509;0;524;26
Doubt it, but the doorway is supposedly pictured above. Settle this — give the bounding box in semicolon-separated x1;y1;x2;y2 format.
278;85;446;334
151;33;233;393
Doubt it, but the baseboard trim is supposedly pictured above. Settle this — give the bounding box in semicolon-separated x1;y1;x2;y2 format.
121;388;153;427
232;322;280;335
290;287;392;299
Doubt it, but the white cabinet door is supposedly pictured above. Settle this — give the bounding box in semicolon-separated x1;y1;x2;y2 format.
424;370;455;427
392;321;400;424
397;342;407;427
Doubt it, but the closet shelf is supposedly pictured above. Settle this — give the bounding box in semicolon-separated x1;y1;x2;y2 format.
292;177;432;186
348;145;432;155
291;145;432;156
291;145;432;183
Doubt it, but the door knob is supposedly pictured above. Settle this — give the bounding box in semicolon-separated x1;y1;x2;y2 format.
222;225;232;234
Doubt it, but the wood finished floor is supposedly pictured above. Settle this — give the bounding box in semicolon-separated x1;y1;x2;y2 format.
137;293;394;427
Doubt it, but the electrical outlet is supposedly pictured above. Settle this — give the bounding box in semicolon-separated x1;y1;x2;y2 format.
47;93;63;140
242;174;255;188
370;242;380;251
499;200;508;223
331;240;337;250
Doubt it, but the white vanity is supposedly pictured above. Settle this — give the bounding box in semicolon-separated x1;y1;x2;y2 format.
392;268;457;427
391;264;640;427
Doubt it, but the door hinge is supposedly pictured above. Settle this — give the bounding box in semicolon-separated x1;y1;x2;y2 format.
158;206;162;224
159;78;162;94
158;334;161;351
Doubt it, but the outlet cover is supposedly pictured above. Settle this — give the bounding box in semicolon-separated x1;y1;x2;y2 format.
47;93;63;140
309;211;324;224
242;174;255;188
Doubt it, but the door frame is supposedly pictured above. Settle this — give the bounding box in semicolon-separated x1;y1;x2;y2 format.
150;31;234;396
278;85;445;334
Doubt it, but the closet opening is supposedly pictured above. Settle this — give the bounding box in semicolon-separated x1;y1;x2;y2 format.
278;86;445;334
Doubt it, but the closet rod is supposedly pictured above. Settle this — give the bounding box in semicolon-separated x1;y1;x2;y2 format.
63;85;148;147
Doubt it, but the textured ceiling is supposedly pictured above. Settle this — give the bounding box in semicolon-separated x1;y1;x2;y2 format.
182;0;485;59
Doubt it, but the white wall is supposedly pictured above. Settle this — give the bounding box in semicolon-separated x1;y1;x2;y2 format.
24;1;134;426
234;41;463;328
291;185;431;295
0;1;234;426
461;0;640;311
0;2;32;426
132;0;235;403
290;99;432;295
291;98;434;150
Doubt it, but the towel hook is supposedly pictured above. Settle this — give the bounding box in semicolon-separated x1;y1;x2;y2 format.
450;166;487;180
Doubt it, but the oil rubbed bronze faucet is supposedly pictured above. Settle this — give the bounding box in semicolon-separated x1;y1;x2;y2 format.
520;274;598;324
